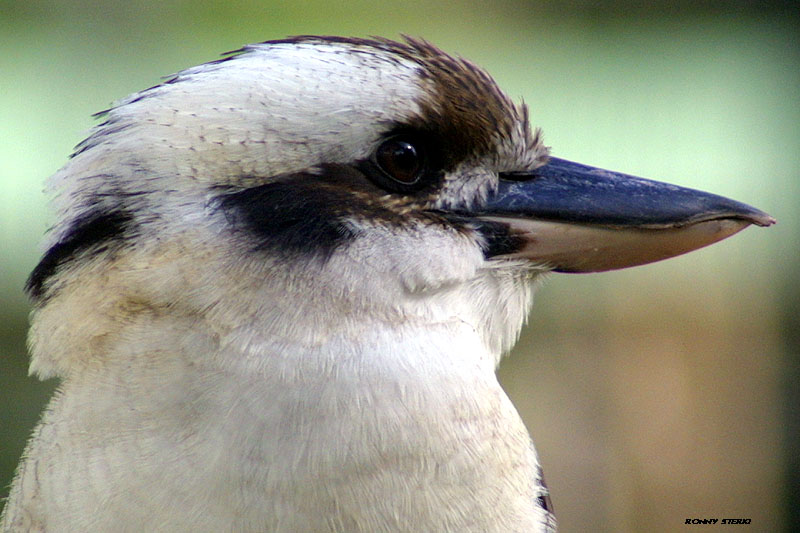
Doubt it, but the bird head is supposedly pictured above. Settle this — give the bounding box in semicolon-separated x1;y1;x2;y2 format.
26;36;774;378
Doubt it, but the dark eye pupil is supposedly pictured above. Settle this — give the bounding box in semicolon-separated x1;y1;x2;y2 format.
376;138;423;185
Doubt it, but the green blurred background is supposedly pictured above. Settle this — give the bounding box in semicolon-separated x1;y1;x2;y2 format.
1;1;798;531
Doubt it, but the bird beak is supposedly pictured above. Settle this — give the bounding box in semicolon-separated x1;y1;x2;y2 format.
477;157;776;272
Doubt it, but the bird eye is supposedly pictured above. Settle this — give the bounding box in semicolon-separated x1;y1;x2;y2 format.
375;136;425;186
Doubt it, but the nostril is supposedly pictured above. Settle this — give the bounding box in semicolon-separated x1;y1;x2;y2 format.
499;171;536;182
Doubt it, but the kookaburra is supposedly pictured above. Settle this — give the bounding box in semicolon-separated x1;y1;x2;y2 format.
2;36;774;532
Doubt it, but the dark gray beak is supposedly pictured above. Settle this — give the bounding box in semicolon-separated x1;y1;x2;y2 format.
477;157;775;272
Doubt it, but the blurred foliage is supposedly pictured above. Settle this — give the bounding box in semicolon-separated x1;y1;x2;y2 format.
1;1;797;530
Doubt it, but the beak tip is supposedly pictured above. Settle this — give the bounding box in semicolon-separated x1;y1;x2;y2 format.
727;205;776;228
753;213;777;227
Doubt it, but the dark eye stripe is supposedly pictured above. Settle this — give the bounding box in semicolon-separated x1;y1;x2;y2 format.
27;210;133;301
215;179;355;261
